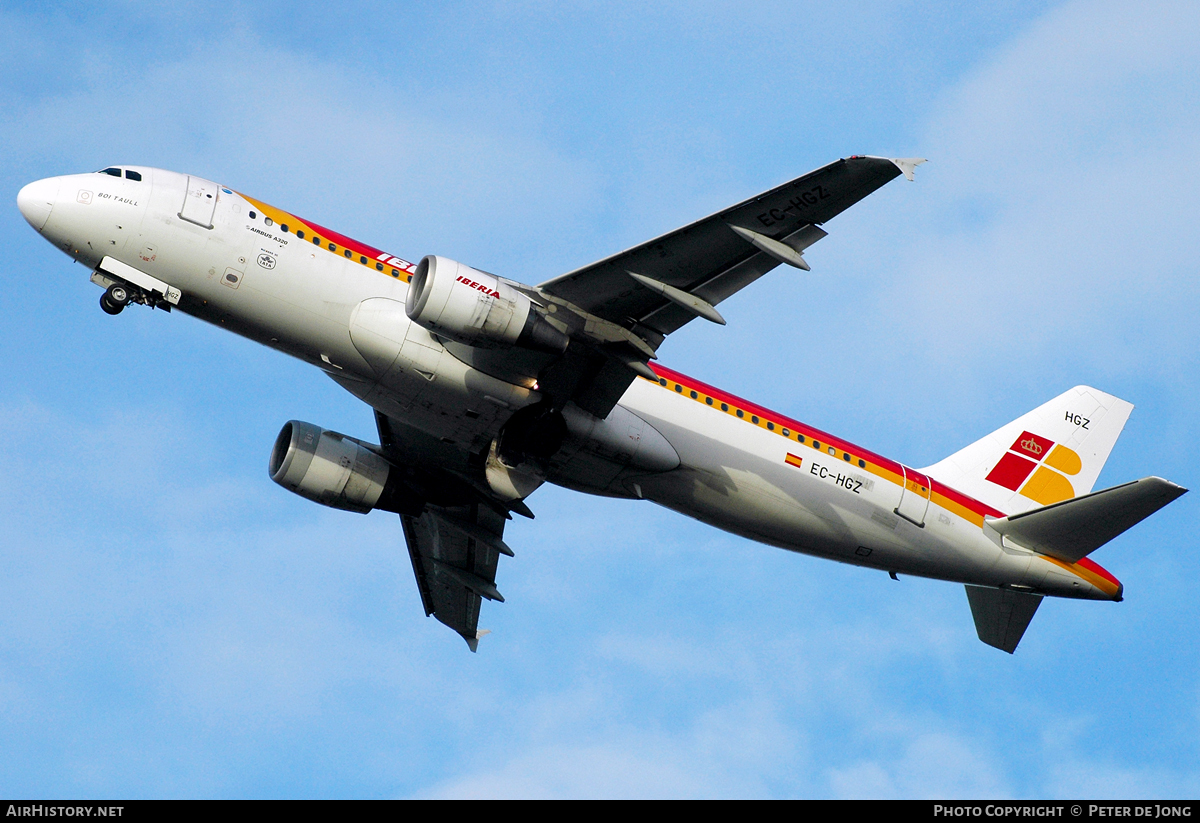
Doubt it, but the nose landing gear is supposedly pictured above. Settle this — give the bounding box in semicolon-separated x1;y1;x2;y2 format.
99;283;132;315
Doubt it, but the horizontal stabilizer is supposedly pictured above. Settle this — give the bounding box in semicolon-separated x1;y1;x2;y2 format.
985;476;1187;564
965;585;1043;654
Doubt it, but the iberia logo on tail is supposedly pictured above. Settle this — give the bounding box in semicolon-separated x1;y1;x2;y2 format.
985;431;1082;505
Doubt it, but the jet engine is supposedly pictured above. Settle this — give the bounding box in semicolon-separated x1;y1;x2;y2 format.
269;420;412;514
405;255;568;353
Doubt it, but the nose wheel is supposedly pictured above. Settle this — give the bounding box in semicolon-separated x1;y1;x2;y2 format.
100;283;132;315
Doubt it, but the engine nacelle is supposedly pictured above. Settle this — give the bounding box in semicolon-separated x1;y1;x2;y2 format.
270;420;401;514
405;255;568;353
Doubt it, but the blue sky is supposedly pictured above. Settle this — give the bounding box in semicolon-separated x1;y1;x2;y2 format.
1;0;1198;798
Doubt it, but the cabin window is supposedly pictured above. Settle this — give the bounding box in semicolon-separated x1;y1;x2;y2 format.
843;453;851;462
659;378;667;386
813;440;820;449
828;446;836;455
376;262;383;271
328;242;336;251
751;415;759;424
781;428;789;437
736;409;744;418
675;384;683;393
360;256;368;264
249;211;257;220
125;170;142;181
391;269;400;277
705;397;713;405
313;237;321;245
690;390;698;399
99;168;121;177
344;249;352;259
264;217;274;226
721;403;728;412
798;435;805;443
280;224;289;232
858;459;866;468
297;230;304;239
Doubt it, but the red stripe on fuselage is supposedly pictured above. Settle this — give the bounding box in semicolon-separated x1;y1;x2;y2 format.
649;363;1007;522
1077;556;1121;588
299;216;388;261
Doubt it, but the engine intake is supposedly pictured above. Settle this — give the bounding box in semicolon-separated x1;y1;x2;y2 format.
405;255;568;353
269;420;410;514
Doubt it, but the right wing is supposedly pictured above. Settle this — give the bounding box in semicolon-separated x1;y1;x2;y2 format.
373;410;519;651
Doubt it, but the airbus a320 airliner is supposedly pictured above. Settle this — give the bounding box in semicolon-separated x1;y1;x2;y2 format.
17;157;1186;652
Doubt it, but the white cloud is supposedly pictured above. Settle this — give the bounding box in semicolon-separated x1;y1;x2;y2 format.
897;0;1200;384
829;732;1011;799
418;692;797;799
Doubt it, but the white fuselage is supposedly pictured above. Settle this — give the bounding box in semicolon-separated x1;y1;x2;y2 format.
18;167;1121;603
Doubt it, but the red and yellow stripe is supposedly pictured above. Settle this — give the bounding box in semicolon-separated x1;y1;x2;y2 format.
237;193;417;283
646;364;1121;594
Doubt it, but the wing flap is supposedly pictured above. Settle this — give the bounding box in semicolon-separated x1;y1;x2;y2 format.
985;476;1187;564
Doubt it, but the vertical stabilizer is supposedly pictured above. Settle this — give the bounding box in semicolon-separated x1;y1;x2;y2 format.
923;386;1133;516
965;585;1043;653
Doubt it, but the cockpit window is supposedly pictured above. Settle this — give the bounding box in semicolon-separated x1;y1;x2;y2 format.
98;168;122;177
125;170;142;181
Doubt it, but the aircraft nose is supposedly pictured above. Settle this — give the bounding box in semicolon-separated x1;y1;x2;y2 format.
17;177;58;232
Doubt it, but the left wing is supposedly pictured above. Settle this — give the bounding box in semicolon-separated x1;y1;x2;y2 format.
528;156;923;418
538;156;922;341
401;502;513;652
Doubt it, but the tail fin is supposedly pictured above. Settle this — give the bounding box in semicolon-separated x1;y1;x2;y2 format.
923;386;1133;516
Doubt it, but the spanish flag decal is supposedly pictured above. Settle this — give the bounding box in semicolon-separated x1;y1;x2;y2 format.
785;453;804;469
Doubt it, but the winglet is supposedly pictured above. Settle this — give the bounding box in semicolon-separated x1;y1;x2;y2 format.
890;157;927;182
463;629;491;653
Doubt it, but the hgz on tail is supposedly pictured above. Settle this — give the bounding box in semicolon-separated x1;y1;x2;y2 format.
924;387;1186;653
922;386;1133;516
